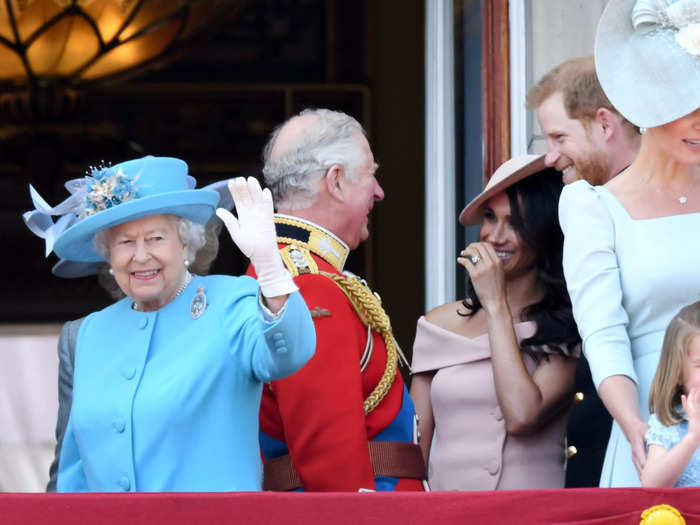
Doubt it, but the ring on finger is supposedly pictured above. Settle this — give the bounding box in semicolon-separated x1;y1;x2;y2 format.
469;254;480;265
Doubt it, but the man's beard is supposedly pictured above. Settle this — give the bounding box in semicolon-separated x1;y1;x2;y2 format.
572;151;612;186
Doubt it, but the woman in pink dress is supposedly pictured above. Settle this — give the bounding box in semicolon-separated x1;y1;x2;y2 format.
410;155;580;490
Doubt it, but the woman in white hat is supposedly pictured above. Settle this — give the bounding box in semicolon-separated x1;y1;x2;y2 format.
26;156;315;491
410;156;580;490
560;0;700;487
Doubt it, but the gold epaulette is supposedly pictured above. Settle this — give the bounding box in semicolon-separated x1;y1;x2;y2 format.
279;244;319;277
321;271;398;416
275;215;349;272
274;216;399;416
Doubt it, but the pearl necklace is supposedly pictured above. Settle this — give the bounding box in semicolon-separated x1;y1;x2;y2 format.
132;271;193;311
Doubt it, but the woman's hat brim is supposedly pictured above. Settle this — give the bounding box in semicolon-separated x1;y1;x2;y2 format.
52;259;99;278
459;155;547;225
54;189;219;262
595;0;700;127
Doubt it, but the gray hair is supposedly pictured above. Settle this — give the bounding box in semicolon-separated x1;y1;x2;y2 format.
262;108;367;209
93;215;207;263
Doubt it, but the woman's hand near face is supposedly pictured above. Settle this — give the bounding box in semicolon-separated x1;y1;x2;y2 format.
458;242;508;313
459;241;577;435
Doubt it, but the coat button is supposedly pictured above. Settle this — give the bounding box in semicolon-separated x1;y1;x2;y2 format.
122;367;136;380
273;333;284;341
118;476;130;491
139;317;149;329
275;344;288;354
567;445;578;459
112;418;126;433
486;460;500;475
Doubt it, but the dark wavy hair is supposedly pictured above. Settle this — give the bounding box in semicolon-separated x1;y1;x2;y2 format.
459;168;580;360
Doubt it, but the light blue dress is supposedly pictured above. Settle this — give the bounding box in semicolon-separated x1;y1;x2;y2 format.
646;413;700;487
57;274;315;492
559;180;700;487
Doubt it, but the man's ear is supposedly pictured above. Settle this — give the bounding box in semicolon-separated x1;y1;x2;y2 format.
595;107;617;141
324;164;346;201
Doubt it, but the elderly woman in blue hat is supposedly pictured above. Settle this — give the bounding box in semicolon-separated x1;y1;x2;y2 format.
25;178;237;492
560;0;700;487
26;156;315;492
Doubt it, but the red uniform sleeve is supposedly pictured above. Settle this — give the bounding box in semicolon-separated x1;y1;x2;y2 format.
268;274;376;491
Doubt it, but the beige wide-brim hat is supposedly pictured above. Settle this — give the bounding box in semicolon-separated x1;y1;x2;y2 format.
459;154;546;225
595;0;700;128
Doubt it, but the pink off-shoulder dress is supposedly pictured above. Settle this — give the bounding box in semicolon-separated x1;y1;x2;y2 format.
412;316;579;491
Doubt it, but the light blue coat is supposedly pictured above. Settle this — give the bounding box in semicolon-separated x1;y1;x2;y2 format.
560;181;700;487
57;274;315;492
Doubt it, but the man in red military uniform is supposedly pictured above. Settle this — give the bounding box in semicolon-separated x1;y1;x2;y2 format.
254;108;426;491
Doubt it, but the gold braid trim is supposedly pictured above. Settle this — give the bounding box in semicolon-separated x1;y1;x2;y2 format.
279;245;319;277
321;271;397;415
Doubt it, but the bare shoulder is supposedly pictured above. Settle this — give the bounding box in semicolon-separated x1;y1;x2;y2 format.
425;301;472;331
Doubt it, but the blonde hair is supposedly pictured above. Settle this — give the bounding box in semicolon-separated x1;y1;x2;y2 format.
649;301;700;426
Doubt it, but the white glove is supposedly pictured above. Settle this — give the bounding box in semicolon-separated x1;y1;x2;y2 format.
216;177;297;298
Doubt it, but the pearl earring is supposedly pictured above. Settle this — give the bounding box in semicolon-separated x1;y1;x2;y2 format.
184;259;190;268
639;127;647;135
108;267;114;275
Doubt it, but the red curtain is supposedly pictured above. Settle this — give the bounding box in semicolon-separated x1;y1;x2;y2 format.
2;488;700;525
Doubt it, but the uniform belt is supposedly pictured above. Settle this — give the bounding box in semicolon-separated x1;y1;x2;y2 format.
263;441;427;491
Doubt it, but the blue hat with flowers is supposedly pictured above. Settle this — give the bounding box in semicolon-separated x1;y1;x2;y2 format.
36;156;219;263
23;177;234;278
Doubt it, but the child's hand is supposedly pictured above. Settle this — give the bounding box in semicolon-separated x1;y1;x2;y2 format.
681;387;700;440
